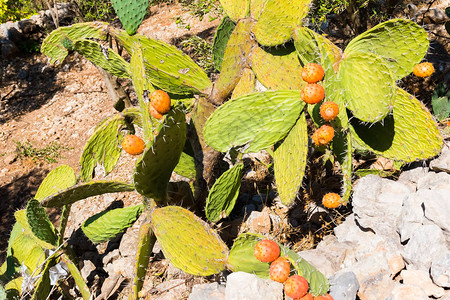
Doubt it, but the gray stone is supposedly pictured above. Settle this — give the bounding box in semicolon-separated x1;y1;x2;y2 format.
316;235;357;271
357;273;395;300
188;282;225;300
402;224;447;270
397;167;429;191
225;271;283;300
397;192;425;242
417;171;450;192
423;189;450;232
119;226;139;257
400;269;445;298
329;270;359;300
298;249;338;278
334;214;375;245
388;283;428;300
155;279;188;300
110;256;135;279
431;251;450;288
80;260;96;282
430;142;450;173
352;175;410;236
102;249;120;265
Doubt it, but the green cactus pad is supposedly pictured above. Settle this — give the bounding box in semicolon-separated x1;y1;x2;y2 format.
253;0;312;46
338;52;395;122
274;112;308;206
231;68;256;99
173;152;196;180
151;206;229;276
73;39;130;78
211;19;255;103
350;88;443;162
111;29;212;95
80;114;125;182
206;163;244;222
82;205;144;244
129;45;154;141
251;45;305;90
10;231;46;274
213;16;236;71
111;0;148;35
14;210;55;249
40;181;135;207
26;199;58;246
41;22;108;65
331;130;352;204
228;233;330;295
131;219;156;298
218;0;250;22
293;26;342;79
31;255;57;300
204;90;304;153
133;107;186;203
250;0;269;19
345;19;429;80
60;254;91;300
35;165;76;201
227;233;270;278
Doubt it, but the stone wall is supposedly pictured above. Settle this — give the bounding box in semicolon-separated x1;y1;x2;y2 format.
0;2;76;57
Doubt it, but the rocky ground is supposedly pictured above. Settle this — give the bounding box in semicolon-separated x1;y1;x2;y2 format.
0;1;449;299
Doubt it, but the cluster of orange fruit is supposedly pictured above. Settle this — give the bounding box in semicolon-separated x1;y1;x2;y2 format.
300;63;338;148
121;90;172;155
254;239;334;300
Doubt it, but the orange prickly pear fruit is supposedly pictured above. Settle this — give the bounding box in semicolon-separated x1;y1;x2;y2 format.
284;275;309;299
150;89;171;114
254;239;280;263
314;294;334;300
312;124;334;146
319;101;339;121
302;63;325;83
301;83;325;104
149;104;164;119
122;134;145;155
269;257;290;283
299;293;314;300
413;62;434;77
322;193;342;209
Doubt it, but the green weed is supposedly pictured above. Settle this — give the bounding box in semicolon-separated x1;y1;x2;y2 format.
180;35;215;75
15;141;70;164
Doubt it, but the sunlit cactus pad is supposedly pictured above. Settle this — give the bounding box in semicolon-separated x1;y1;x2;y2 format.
151;206;229;276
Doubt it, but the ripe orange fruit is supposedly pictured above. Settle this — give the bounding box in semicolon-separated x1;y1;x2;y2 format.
299;293;314;300
314;294;334;300
150;89;171;114
413;62;434;78
302;63;325;83
122;135;145;155
312;124;334;146
322;193;342;209
320;101;339;121
284;275;309;299
269;257;290;283
149;104;164;119
254;239;280;263
301;83;325;104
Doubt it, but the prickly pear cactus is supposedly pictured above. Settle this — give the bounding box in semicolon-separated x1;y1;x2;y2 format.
204;90;304;153
212;16;236;71
82;205;144;243
205;163;244;222
151;206;229;276
227;233;329;295
133;107;187;203
110;0;148;35
26;199;58;246
274;112;308;205
34;165;76;201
